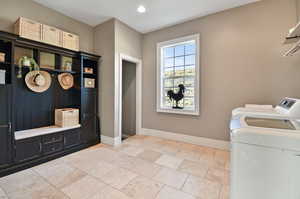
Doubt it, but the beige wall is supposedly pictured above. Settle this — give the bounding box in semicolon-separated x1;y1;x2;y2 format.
115;19;143;59
122;61;136;136
142;0;300;141
94;19;142;139
0;0;94;52
297;0;300;21
94;19;116;138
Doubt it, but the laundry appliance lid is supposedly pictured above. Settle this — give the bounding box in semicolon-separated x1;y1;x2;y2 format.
230;115;300;152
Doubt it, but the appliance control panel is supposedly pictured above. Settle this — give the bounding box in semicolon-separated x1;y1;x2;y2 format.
276;98;300;118
278;98;296;110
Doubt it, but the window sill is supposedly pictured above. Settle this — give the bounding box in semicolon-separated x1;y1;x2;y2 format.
157;108;199;116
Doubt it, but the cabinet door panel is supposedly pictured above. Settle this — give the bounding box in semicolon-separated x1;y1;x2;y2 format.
0;86;11;167
43;142;63;155
82;90;97;115
64;129;81;149
81;115;97;143
231;143;292;199
15;137;41;163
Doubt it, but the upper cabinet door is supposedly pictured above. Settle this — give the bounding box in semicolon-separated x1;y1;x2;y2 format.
82;89;97;115
0;85;11;168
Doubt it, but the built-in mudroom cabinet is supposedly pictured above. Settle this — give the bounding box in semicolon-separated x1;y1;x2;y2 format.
0;31;100;177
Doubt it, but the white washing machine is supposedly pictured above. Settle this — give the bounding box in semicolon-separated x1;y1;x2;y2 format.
230;115;300;199
232;97;300;119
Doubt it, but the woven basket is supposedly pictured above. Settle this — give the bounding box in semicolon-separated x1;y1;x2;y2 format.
62;31;79;51
42;24;62;47
15;17;42;41
55;108;79;127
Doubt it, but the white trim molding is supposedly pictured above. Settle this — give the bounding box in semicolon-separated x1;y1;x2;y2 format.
156;34;200;116
140;128;230;151
101;135;122;146
114;53;142;142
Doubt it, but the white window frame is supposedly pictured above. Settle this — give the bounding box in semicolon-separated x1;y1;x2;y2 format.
156;34;200;116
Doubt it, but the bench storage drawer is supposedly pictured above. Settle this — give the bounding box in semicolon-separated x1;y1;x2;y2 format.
15;137;42;162
43;142;63;155
64;130;80;149
43;133;63;144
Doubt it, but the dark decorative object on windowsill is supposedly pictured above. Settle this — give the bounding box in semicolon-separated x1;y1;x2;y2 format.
167;84;186;109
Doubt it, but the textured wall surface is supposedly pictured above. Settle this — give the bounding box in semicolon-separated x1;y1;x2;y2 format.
142;0;300;141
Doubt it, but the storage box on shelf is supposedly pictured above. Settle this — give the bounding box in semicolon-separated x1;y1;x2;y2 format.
0;70;5;84
84;78;95;88
55;108;79;127
42;24;61;47
62;31;79;51
14;17;41;42
0;53;5;62
14;17;80;51
84;67;93;74
40;51;55;70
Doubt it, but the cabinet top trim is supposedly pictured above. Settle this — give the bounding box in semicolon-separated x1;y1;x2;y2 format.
0;30;100;58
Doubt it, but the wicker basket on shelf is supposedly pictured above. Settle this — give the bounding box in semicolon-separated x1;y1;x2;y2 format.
55;108;79;127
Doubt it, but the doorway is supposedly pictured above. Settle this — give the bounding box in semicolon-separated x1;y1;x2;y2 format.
122;60;136;140
115;54;142;145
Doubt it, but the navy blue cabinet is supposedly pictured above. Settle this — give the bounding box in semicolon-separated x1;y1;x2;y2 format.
0;85;12;168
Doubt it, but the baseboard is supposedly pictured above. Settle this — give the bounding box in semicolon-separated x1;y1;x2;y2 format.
140;128;230;151
101;135;122;146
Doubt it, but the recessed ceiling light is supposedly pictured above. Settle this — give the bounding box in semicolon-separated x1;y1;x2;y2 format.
137;5;146;13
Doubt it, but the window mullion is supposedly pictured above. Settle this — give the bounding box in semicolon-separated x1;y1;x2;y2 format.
158;35;198;114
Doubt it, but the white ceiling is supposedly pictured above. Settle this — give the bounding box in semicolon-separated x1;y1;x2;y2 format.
33;0;259;33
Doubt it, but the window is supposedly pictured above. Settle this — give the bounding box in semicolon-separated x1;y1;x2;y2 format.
157;34;200;115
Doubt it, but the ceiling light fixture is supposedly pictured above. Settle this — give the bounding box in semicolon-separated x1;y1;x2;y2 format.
137;5;146;13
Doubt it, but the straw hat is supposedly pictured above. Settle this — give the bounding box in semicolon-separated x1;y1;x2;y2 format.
58;73;74;90
25;71;52;93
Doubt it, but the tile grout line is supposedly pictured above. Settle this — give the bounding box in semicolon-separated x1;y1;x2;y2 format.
0;183;9;199
30;168;72;199
179;173;190;191
153;184;166;199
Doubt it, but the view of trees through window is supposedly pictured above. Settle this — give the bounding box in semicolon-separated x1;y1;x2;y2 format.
161;40;196;110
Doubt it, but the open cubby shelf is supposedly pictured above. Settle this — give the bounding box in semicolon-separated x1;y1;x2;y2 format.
0;62;11;65
14;65;80;75
0;30;101;177
83;73;96;77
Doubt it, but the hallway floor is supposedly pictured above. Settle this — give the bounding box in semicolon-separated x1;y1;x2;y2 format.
0;135;230;199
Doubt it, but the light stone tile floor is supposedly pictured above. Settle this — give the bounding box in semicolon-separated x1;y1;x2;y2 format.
0;135;230;199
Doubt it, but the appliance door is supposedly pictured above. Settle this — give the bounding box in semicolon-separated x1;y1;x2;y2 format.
231;142;300;199
288;150;300;199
